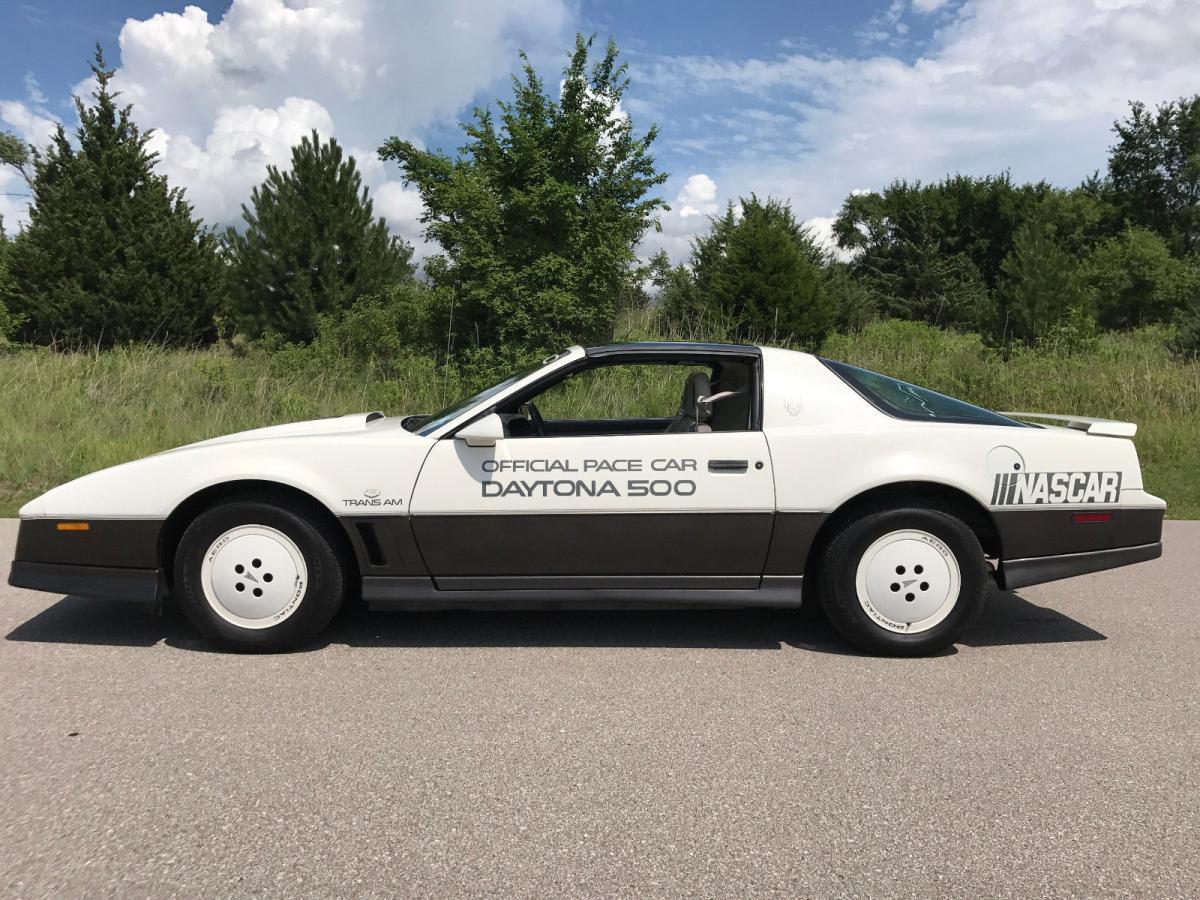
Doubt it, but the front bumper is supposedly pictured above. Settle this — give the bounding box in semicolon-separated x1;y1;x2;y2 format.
8;560;164;607
10;517;166;609
999;541;1162;591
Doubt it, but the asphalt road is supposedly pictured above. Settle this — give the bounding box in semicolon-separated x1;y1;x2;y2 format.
1;518;1197;898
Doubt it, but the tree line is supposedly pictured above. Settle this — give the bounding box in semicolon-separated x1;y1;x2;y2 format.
1;40;1198;360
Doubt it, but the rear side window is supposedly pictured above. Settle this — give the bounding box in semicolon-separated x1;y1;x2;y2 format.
821;359;1024;427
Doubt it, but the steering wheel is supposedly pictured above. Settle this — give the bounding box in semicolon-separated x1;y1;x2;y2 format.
523;401;546;437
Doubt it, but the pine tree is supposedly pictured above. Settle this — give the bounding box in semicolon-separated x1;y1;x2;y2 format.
0;219;20;344
224;131;413;343
996;217;1087;345
380;35;667;352
691;196;838;346
6;47;223;347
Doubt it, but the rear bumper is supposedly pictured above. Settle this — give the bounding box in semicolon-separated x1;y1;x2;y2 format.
8;561;164;608
999;541;1162;591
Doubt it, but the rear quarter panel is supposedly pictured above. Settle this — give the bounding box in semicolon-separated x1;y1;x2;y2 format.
759;348;1160;515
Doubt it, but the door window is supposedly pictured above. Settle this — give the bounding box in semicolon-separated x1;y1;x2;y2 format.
503;358;757;437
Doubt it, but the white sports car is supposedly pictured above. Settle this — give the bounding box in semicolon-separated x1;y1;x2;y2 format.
8;342;1165;655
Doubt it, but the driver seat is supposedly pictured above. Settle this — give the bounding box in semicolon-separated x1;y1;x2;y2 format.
665;371;714;433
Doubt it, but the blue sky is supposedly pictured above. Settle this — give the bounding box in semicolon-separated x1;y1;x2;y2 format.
3;0;1198;260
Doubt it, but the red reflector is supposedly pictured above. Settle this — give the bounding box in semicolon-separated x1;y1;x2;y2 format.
1072;512;1112;524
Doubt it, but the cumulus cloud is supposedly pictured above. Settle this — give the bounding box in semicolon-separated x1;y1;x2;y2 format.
637;0;1200;261
0;100;57;146
21;0;570;245
372;179;428;251
801;216;851;262
147;97;336;226
676;173;718;218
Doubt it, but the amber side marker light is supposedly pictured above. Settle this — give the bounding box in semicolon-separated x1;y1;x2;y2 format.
1072;512;1112;524
56;522;90;532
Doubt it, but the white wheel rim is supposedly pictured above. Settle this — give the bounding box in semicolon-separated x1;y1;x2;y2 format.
854;529;961;634
200;525;308;630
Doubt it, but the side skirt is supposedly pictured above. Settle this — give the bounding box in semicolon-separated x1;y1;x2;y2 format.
363;575;804;611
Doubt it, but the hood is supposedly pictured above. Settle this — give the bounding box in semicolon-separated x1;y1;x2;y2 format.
168;411;393;452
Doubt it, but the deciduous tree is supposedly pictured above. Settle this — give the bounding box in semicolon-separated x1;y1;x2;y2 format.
1108;96;1200;257
1081;226;1197;330
380;35;667;352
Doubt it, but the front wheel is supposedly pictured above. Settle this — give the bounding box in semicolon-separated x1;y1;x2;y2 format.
816;505;988;656
174;497;349;652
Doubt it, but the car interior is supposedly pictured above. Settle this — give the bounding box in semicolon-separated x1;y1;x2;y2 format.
498;356;758;438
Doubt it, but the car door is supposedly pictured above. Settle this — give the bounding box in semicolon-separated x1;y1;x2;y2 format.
408;429;776;589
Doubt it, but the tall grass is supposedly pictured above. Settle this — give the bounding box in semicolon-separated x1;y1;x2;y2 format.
1;318;1195;517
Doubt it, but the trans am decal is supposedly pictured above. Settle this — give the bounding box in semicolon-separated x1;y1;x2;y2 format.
480;457;698;499
992;471;1121;506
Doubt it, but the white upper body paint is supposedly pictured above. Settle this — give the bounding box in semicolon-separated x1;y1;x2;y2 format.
18;345;1165;521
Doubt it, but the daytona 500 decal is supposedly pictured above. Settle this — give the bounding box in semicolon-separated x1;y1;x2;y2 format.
992;471;1121;506
480;457;698;498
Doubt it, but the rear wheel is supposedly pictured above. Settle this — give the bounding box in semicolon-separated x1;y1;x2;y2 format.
175;497;349;652
817;505;987;656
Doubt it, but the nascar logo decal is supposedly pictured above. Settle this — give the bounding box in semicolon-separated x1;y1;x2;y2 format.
992;471;1122;506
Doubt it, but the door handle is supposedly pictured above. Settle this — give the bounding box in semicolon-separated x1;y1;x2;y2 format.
708;459;749;473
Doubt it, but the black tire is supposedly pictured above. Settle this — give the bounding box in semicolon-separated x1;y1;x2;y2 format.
174;495;350;652
816;504;987;657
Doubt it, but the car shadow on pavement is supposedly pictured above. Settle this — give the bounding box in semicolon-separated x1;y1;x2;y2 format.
6;586;1104;654
961;587;1106;647
5;595;193;648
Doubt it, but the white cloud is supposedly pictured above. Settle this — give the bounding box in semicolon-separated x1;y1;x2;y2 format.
0;100;58;227
801;216;851;262
639;0;1200;238
373;179;429;253
677;173;718;218
639;173;719;265
23;72;47;106
0;100;57;145
24;0;570;246
149;97;336;226
912;0;953;12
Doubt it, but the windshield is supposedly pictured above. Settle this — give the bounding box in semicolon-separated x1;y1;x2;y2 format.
414;360;549;436
822;359;1024;427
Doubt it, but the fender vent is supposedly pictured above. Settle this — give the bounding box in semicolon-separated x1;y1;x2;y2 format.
355;522;387;567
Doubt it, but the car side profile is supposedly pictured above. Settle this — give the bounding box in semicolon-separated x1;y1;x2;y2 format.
8;342;1165;655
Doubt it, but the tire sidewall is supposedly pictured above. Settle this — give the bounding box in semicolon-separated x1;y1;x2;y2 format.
175;500;345;652
827;507;986;655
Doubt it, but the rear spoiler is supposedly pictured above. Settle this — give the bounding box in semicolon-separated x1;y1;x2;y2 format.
999;412;1137;437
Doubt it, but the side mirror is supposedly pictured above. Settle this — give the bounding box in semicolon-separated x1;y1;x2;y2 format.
456;413;505;447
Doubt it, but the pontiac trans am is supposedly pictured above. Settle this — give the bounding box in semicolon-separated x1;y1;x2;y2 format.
8;342;1165;655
